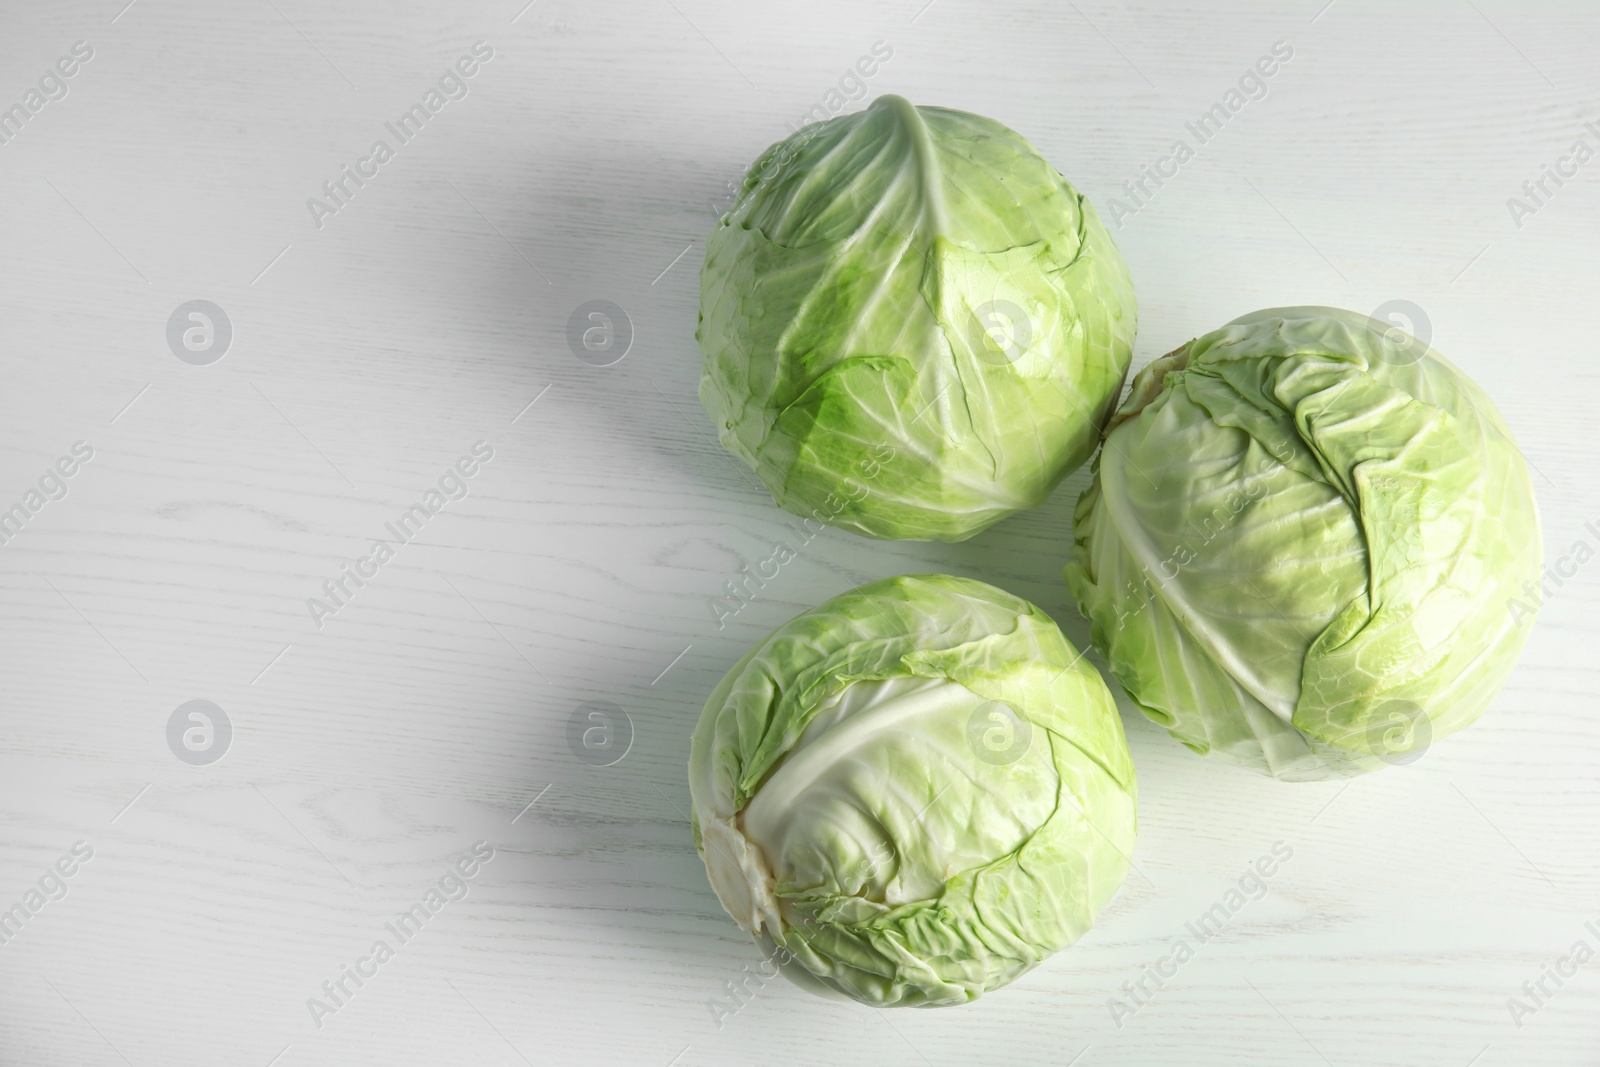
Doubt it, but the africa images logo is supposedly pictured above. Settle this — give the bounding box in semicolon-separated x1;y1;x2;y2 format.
305;843;495;1029
306;442;494;629
305;42;495;230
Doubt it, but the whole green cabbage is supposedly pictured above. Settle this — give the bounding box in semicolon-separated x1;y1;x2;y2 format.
688;574;1137;1005
1065;307;1542;781
698;96;1137;541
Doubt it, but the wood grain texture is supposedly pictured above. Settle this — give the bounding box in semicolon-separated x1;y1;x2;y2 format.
0;0;1596;1064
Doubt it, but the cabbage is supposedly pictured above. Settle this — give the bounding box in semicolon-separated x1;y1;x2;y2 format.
1065;307;1542;780
688;574;1137;1006
698;95;1137;541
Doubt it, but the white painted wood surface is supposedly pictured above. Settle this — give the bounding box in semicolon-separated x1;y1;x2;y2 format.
0;1;1595;1064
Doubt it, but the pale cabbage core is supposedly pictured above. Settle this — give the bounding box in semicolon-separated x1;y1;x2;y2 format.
703;676;1053;935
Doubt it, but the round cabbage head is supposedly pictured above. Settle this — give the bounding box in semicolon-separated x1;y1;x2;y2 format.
687;574;1137;1006
698;96;1137;542
1065;307;1542;781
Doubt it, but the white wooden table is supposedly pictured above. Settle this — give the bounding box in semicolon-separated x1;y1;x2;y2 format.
1;1;1595;1064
